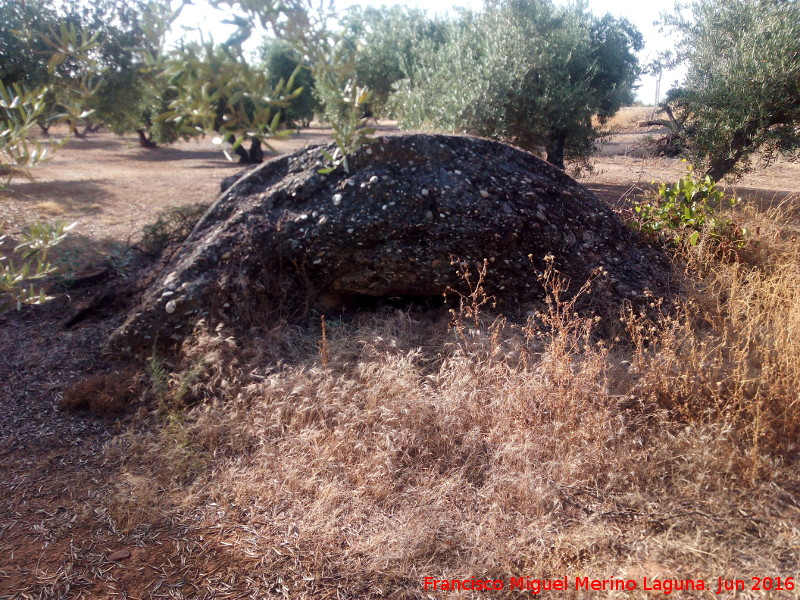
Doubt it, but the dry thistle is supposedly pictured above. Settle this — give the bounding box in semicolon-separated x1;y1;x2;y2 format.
319;314;329;369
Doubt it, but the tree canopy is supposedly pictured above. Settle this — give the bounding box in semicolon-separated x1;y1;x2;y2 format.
391;0;642;169
659;0;800;180
2;0;650;171
161;40;302;162
341;6;447;118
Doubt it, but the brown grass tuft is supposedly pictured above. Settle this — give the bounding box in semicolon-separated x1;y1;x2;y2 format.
60;369;141;416
34;200;66;216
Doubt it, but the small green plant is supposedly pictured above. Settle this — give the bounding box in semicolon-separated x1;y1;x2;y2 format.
0;220;75;310
632;164;747;248
318;81;376;174
0;83;65;185
147;347;207;411
146;350;169;405
170;357;206;410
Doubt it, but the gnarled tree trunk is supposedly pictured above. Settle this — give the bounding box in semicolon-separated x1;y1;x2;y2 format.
136;129;158;149
231;137;265;164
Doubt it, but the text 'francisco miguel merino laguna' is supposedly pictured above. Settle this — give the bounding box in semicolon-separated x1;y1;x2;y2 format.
422;575;793;595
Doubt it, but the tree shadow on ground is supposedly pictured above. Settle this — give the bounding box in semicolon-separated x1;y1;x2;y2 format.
583;182;658;208
726;186;798;215
53;232;135;270
127;147;236;163
2;179;113;216
60;137;133;151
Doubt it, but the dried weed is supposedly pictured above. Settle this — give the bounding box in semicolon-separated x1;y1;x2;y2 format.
60;368;141;416
101;203;800;597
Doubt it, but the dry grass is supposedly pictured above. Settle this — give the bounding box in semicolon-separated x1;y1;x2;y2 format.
595;106;657;133
60;369;142;416
627;201;800;463
97;201;800;598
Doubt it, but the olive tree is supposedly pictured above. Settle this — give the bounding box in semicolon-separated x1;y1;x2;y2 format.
160;40;302;163
54;0;184;145
0;0;58;88
342;6;447;117
182;0;375;171
2;0;181;145
392;0;642;170
260;39;319;127
657;0;800;180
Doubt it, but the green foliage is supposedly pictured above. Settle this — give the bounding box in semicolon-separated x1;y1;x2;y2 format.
43;22;104;135
161;41;302;162
260;39;319;126
3;0;182;144
342;6;447;117
208;0;377;171
658;0;800;180
0;83;63;183
147;348;206;412
392;0;642;169
0;0;59;88
78;0;184;143
146;88;182;144
318;82;375;174
632;165;747;248
0;220;75;310
1;1;94;134
147;350;169;404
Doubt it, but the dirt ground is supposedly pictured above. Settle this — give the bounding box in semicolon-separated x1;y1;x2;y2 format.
0;122;798;599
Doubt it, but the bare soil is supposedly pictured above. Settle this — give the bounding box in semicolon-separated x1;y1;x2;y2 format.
1;123;798;599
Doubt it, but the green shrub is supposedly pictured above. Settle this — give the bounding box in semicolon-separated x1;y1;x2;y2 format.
0;220;74;310
632;165;747;248
260;39;319;127
391;0;642;169
658;0;800;180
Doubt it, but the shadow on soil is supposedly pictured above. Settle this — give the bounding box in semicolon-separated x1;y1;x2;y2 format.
584;182;658;208
729;187;798;214
53;232;136;270
3;179;113;215
61;137;134;151
127;147;237;163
